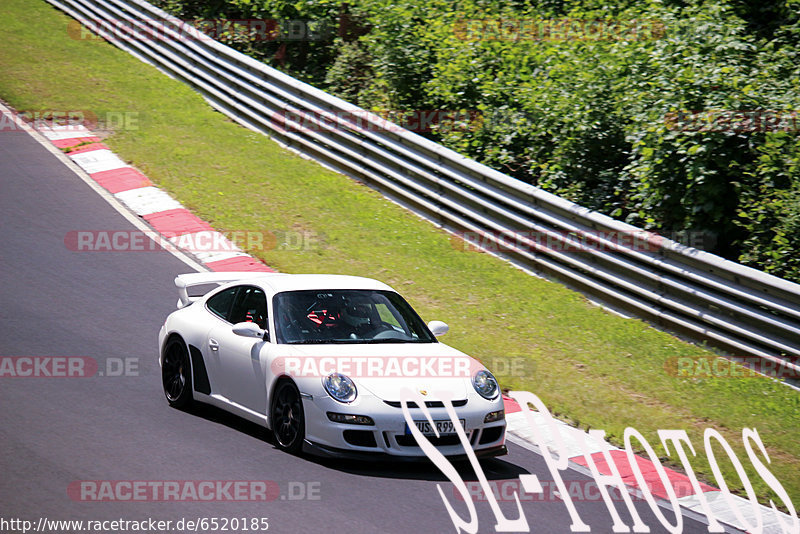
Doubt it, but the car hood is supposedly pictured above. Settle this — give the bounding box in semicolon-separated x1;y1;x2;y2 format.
271;341;482;401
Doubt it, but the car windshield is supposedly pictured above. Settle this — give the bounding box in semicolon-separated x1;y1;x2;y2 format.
272;289;437;344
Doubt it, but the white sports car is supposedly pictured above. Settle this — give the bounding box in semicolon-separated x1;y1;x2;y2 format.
158;272;506;459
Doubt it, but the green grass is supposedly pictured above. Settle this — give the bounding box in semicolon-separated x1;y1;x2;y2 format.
2;0;799;511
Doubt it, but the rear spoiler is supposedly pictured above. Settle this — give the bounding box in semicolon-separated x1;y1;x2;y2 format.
174;272;282;308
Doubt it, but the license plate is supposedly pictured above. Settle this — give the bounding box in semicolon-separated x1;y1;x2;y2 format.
405;419;466;436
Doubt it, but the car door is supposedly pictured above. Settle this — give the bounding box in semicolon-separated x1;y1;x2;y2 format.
207;285;270;413
201;285;240;395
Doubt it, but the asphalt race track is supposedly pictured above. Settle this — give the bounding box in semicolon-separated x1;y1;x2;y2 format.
0;126;732;533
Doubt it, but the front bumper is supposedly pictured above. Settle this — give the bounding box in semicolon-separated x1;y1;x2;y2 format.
301;392;506;458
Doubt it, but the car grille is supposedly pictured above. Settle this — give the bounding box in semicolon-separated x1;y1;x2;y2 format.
383;399;467;408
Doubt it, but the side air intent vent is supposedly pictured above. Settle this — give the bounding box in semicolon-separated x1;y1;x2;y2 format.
188;344;211;394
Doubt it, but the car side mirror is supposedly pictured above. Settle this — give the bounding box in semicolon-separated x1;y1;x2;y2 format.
428;320;449;337
232;321;268;341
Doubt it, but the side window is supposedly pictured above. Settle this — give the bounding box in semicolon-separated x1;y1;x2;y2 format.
206;287;238;321
229;286;268;329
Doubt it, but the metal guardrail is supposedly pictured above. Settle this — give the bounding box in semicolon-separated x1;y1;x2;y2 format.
48;0;800;375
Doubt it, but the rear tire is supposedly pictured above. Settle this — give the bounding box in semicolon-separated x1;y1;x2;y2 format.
162;337;193;408
271;380;305;454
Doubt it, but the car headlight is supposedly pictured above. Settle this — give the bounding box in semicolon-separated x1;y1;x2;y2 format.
323;373;357;403
472;370;499;400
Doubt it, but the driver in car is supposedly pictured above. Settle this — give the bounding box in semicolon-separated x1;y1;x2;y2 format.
340;301;375;337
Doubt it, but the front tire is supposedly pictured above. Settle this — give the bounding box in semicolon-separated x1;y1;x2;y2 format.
161;337;193;408
271;380;305;454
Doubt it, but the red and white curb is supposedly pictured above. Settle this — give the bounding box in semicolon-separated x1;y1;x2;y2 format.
32;120;273;273
501;395;793;533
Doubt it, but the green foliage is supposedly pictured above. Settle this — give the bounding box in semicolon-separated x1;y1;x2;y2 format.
154;0;800;282
152;0;345;83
